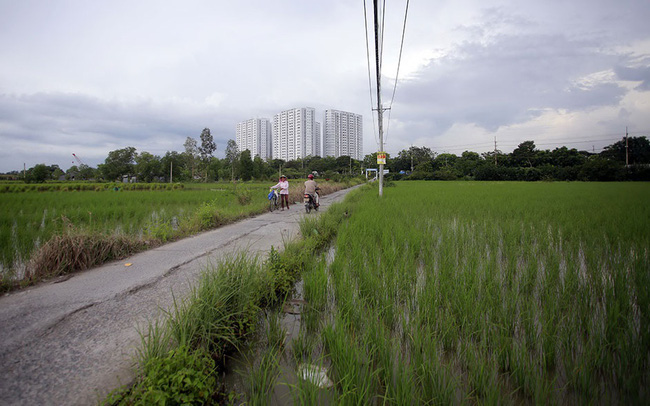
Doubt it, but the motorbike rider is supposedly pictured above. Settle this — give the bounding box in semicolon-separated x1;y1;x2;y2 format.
304;174;319;207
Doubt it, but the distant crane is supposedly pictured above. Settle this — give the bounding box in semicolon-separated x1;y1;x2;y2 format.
72;153;86;167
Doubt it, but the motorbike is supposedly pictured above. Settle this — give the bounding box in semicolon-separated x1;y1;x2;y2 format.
304;191;319;213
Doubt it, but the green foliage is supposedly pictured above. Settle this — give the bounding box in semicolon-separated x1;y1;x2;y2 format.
262;246;295;305
105;346;217;405
101;147;137;181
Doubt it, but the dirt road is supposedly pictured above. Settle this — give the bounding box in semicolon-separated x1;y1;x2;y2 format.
0;186;357;405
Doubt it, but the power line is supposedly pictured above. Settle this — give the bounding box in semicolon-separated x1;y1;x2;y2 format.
385;0;410;138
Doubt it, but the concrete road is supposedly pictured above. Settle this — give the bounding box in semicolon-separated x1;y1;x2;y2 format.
0;186;357;405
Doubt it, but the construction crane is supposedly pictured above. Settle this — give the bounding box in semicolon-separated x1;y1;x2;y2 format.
72;153;86;167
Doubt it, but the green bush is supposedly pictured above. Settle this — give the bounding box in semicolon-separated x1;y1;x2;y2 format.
105;346;218;405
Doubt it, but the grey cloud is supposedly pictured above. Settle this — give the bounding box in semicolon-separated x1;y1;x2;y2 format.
0;92;238;171
615;65;650;91
394;32;626;133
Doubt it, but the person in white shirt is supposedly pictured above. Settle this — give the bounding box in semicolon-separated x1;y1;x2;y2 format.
271;175;290;210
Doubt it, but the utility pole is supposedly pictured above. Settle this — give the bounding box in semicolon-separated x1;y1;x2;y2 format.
170;161;173;183
411;145;414;172
494;136;498;166
374;0;385;197
625;126;629;167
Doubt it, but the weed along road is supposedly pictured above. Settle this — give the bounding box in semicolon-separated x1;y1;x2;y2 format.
0;186;358;406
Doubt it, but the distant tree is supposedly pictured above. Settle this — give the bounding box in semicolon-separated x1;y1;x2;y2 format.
25;164;49;183
434;153;458;169
101;147;137;181
198;128;216;181
511;140;537;167
135;151;162;182
393;146;435;173
456;151;483;177
184;137;199;180
252;155;268;180
550;146;586;167
601;136;650;165
225;139;240;181
161;151;187;182
579;156;624;181
239;150;254;181
78;164;96;180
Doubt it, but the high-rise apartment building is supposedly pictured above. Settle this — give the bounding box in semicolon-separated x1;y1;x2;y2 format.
323;110;363;160
272;107;321;161
235;118;272;159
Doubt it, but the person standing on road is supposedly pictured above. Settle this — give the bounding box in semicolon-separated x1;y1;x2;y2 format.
304;174;319;207
271;175;290;210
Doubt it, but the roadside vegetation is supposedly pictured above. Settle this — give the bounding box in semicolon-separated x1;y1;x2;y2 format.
0;180;357;292
106;181;649;404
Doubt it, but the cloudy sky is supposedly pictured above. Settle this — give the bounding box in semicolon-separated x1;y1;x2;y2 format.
1;0;649;172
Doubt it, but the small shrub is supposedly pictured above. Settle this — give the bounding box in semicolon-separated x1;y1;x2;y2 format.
234;187;252;205
105;346;218;405
193;202;223;230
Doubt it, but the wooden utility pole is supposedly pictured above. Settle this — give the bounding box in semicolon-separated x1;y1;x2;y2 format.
494;136;498;166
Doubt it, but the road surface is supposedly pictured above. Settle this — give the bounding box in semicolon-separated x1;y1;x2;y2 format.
0;186;357;405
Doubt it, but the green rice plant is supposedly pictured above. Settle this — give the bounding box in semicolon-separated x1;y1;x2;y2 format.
242;345;282;406
322;312;379;405
291;328;317;366
264;308;287;350
297;181;649;404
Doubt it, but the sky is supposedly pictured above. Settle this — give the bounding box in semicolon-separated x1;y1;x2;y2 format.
1;0;649;172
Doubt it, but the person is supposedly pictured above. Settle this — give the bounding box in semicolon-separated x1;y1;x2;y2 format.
304;174;319;207
270;175;290;210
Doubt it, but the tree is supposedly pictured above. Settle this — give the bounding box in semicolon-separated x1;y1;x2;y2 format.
456;151;483;177
601;136;650;165
239;150;254;181
161;151;187;182
394;146;435;173
135;151;162;182
184;137;199;180
25;164;49;183
198;128;216;181
101;147;137;181
511;141;537;167
225;139;240;181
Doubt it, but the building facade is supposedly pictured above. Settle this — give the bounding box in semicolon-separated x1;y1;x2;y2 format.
272;107;321;161
323;109;363;160
235;118;272;159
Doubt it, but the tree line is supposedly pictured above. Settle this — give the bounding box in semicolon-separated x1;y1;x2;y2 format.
8;130;650;183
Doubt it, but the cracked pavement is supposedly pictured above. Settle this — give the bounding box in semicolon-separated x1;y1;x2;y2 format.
0;186;356;405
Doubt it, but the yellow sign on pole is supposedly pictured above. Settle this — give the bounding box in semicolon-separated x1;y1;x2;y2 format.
377;152;386;165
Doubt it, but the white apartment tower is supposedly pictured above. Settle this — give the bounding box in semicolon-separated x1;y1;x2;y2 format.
272;107;321;160
323;110;363;160
235;118;272;159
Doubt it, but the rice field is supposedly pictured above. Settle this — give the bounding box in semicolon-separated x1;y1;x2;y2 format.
236;181;650;404
0;183;268;274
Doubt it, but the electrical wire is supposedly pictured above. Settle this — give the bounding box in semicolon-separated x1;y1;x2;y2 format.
384;0;410;139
